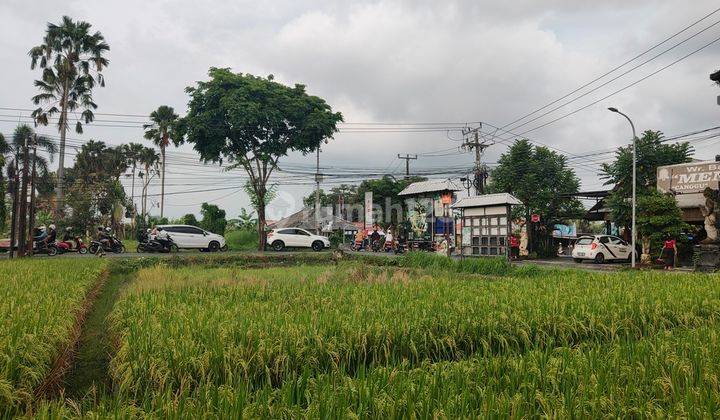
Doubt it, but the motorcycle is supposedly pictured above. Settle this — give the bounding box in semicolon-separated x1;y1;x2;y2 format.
89;236;125;254
33;240;58;256
137;235;178;253
56;237;88;254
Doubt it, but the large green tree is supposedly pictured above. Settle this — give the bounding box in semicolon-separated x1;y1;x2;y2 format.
600;130;693;232
143;106;183;218
200;202;227;235
64;140;128;232
183;68;343;250
489;139;583;255
29;16;109;216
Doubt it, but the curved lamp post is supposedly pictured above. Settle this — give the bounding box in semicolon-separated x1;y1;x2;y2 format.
608;107;637;268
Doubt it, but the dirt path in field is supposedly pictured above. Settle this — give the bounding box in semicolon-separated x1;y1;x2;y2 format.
62;269;133;398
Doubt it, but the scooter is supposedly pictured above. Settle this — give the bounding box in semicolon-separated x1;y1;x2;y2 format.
89;236;125;254
56;237;88;254
137;235;177;253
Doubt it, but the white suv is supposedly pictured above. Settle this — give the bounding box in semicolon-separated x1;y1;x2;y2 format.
267;228;330;252
157;225;227;252
572;235;635;264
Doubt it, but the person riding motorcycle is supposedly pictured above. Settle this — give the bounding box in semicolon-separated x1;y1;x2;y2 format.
97;226;111;250
33;225;48;249
62;226;78;249
46;224;57;245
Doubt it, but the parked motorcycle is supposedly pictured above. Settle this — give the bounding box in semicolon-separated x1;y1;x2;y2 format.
56;237;88;254
137;235;178;253
89;236;125;254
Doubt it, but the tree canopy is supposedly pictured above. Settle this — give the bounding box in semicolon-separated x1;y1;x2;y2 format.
600;130;693;230
200;202;227;235
489;139;583;254
183;68;343;249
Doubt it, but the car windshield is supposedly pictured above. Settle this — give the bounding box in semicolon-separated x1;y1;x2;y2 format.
576;238;593;245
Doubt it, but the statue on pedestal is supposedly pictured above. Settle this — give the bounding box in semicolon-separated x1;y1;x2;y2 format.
700;187;719;244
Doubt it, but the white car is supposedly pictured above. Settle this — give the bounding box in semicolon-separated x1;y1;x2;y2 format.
572;235;635;264
267;228;330;252
157;225;227;252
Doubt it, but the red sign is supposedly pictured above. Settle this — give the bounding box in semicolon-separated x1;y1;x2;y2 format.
531;214;540;223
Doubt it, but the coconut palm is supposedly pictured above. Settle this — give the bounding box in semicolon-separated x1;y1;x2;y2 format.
29;16;110;216
137;147;160;221
143;105;182;218
122;142;145;221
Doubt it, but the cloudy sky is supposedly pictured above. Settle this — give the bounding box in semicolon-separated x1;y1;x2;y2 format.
2;0;719;220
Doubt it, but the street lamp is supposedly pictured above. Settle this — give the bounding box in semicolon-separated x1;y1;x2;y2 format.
608;107;637;268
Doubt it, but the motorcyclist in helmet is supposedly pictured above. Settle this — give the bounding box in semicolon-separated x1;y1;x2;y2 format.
46;224;57;245
33;225;48;248
62;226;76;249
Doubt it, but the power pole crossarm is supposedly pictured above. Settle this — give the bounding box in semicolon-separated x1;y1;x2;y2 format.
462;124;492;195
397;154;418;178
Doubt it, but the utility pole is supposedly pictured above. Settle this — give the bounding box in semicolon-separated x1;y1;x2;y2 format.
462;124;492;195
8;152;20;259
397;154;418;178
27;136;38;256
315;147;323;234
17;136;30;257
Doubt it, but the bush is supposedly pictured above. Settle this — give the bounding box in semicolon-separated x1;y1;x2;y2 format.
225;229;258;251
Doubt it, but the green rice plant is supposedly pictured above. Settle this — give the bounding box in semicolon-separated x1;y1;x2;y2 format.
0;258;106;415
109;264;720;401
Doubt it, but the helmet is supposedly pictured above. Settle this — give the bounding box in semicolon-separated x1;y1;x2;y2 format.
147;228;152;233
49;224;56;230
105;227;112;232
39;225;46;231
66;227;72;231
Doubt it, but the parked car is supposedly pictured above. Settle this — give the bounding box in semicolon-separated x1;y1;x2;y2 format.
572;235;636;264
267;228;330;251
157;225;227;252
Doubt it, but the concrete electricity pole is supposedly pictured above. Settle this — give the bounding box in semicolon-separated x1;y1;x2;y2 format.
462;124;492;195
397;154;418;178
315;146;324;234
27;136;38;256
16;136;30;257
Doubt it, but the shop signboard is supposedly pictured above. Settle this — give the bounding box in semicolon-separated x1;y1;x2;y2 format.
657;161;720;194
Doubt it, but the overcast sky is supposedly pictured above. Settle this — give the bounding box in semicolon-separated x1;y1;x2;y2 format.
2;0;719;220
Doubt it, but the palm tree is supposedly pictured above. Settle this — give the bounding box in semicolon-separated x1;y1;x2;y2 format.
1;125;57;239
122;142;145;222
137;147;160;221
29;16;110;217
143;106;182;218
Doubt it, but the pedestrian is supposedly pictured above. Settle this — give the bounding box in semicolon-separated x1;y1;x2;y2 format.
510;235;520;259
661;236;677;270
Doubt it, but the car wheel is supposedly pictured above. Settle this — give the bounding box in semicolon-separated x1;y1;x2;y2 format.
311;241;324;252
272;240;285;252
573;258;583;264
208;241;220;252
594;253;605;264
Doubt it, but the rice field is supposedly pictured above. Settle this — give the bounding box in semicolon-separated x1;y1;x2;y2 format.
91;261;720;418
0;258;107;415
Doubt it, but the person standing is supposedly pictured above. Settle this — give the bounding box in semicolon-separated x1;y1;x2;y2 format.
510;235;520;259
661;236;677;270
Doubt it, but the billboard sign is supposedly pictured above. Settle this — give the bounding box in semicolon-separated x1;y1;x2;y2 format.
364;191;373;229
657;161;720;194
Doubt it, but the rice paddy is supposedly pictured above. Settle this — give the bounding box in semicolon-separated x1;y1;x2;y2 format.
5;254;720;418
0;258;106;415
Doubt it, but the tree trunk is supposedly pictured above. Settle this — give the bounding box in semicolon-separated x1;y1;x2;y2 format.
160;145;165;219
256;190;266;251
17;145;30;257
55;84;69;218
